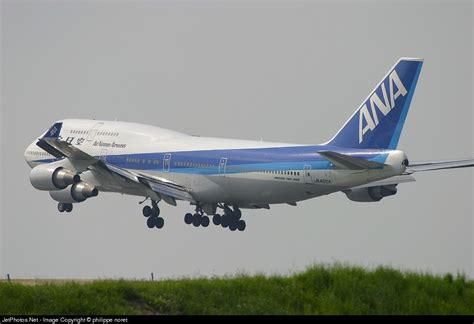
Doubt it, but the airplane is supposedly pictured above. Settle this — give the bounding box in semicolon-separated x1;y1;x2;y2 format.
24;57;473;232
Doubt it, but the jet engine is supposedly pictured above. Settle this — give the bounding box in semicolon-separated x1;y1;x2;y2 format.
30;164;80;191
49;182;99;203
345;185;397;202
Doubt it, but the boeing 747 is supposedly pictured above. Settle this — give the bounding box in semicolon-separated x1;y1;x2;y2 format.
24;58;474;231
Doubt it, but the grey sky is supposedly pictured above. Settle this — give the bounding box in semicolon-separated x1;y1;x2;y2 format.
1;0;473;279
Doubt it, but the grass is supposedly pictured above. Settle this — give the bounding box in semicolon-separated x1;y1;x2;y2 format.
0;264;473;315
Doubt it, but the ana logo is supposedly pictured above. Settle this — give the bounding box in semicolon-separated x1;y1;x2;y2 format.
359;69;407;143
49;126;58;137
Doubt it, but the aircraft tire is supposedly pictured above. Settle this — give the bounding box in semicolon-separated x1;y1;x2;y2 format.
184;213;193;224
213;214;221;225
147;217;157;228
192;214;201;227
58;203;66;213
229;222;237;231
143;206;152;217
155;217;164;229
65;203;73;212
201;216;210;227
221;216;229;228
237;220;246;232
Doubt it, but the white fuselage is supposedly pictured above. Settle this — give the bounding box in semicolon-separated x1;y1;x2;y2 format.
25;119;407;208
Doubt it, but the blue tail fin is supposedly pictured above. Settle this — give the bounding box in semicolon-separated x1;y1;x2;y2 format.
327;57;423;149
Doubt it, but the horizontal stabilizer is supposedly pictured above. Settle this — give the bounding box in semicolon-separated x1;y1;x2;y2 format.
406;159;474;174
318;151;386;170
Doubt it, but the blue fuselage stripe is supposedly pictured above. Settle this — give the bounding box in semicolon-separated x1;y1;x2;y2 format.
33;145;391;175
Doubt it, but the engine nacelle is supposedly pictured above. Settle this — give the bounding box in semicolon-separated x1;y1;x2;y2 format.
30;164;80;191
345;185;397;202
49;182;99;203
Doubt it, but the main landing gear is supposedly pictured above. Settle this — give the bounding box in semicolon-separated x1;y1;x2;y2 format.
184;206;210;228
57;202;73;213
213;205;246;232
142;200;164;229
184;204;246;232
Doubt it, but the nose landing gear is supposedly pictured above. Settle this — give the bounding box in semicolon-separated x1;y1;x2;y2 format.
58;202;73;213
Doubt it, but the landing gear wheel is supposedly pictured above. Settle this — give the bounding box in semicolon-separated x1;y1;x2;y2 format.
229;222;238;231
192;214;201;227
65;203;73;213
201;216;210;227
221;215;229;228
184;213;193;225
142;206;152;217
237;220;246;232
213;214;221;226
147;217;157;229
152;206;160;217
155;217;164;229
58;203;66;213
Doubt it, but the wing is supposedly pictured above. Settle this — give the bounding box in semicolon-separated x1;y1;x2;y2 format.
36;138;96;172
349;158;474;189
104;163;194;204
37;138;195;205
405;159;474;174
318;151;386;170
